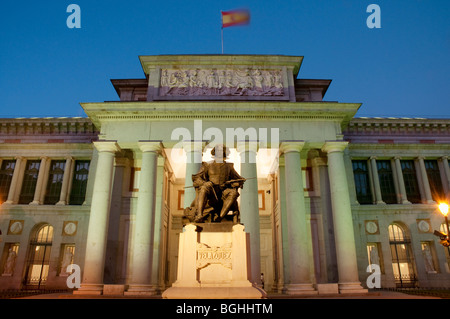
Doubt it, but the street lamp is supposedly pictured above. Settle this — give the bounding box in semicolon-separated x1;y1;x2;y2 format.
434;203;450;247
439;203;449;232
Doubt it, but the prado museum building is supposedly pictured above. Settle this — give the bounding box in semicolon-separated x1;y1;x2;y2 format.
0;55;449;296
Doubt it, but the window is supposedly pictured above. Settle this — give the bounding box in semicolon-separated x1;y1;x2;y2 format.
377;160;397;204
24;224;53;288
44;160;66;205
424;160;444;202
352;160;372;204
400;160;421;203
19;160;41;204
0;160;16;202
69;160;90;205
388;224;417;287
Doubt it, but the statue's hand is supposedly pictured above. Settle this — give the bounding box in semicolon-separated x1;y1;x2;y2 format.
202;181;214;189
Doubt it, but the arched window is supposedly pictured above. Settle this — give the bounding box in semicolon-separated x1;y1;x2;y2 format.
388;224;417;287
24;224;54;288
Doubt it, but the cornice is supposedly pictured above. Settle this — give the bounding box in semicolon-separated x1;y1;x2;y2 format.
81;101;361;129
345;117;450;135
348;143;450;150
139;54;304;76
0;117;98;136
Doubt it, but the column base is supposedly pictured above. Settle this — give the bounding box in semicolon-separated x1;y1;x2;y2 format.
73;284;103;295
125;284;157;296
338;282;368;294
285;283;318;296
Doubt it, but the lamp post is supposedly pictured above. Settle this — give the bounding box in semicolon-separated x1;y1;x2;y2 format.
435;203;450;247
439;203;450;236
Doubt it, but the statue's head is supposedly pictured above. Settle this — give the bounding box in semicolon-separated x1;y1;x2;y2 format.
211;144;230;160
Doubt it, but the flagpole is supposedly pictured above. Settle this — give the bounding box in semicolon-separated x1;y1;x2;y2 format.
221;27;224;54
220;11;224;54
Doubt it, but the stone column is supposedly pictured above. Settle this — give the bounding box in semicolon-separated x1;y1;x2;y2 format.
151;158;165;291
394;157;411;204
277;155;290;289
4;157;25;205
30;156;49;205
183;141;203;208
418;156;435;204
280;141;316;295
74;141;120;295
370;156;385;204
237;141;261;286
56;157;73;205
322;141;366;294
126;141;161;295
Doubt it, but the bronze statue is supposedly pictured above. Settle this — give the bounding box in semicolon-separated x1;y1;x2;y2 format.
184;145;245;223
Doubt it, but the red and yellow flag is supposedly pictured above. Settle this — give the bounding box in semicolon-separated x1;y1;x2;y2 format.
221;9;250;28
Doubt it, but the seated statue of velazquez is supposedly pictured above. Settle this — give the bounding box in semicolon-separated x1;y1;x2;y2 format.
183;145;245;223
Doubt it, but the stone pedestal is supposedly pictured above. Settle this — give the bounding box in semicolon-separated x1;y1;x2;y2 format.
162;222;266;299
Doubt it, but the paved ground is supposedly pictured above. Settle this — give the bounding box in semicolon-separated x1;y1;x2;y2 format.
12;290;443;299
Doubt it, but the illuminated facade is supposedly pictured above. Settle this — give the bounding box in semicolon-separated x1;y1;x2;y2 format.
0;55;449;295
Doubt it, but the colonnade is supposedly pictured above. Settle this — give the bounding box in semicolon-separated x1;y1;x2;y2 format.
75;140;366;295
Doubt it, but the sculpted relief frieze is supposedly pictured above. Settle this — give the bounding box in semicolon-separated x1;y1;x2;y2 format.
159;68;285;97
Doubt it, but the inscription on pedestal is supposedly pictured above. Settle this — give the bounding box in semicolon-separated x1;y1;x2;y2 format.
196;242;232;270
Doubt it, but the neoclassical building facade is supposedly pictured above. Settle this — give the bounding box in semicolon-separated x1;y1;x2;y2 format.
0;55;449;295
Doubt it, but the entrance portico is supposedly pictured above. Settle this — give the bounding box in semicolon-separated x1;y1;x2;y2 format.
75;54;366;296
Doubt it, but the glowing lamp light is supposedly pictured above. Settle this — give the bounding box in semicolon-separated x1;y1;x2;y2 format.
439;203;449;217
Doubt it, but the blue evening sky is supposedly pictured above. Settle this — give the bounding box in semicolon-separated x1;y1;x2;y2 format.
0;0;449;118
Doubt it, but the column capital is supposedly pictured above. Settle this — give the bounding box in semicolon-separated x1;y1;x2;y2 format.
321;141;348;154
369;156;377;160
279;141;305;154
138;141;162;153
94;141;121;153
393;156;402;161
236;140;259;154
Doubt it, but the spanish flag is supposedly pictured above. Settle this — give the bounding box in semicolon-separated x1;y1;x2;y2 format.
221;9;250;28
